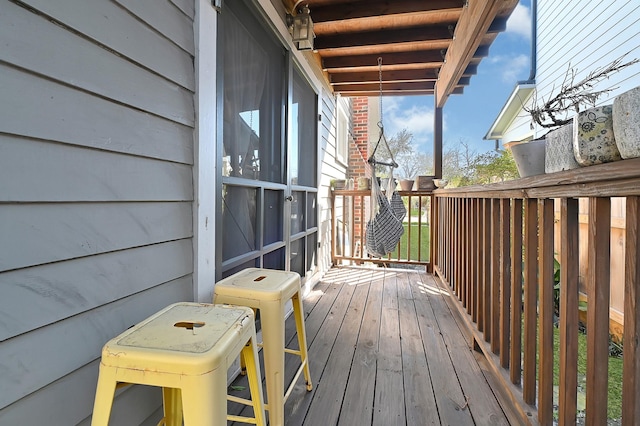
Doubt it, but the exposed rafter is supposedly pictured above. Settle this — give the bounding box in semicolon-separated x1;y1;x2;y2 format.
282;0;518;100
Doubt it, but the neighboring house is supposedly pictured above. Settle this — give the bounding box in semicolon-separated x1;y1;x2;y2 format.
0;0;515;424
485;0;640;338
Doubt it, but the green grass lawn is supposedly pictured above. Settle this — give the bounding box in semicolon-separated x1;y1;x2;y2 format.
551;325;623;419
389;222;430;261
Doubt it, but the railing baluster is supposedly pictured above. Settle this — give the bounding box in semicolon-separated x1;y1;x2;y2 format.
623;196;640;425
500;198;511;368
483;198;492;342
523;197;538;405
474;198;484;331
586;197;611;425
447;198;456;289
458;198;464;300
454;198;459;294
559;197;579;425
465;198;471;313
510;198;523;384
359;193;365;261
471;198;478;323
538;198;555;425
417;195;423;262
491;198;501;354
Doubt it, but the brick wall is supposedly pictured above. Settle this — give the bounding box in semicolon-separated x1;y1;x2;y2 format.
348;96;369;183
349;96;369;252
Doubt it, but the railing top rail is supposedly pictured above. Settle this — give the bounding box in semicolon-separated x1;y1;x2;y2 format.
332;189;434;196
432;157;640;199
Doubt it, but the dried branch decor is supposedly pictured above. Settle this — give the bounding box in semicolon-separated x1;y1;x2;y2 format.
526;56;639;129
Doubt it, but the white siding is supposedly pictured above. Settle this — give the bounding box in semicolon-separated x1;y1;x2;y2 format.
534;0;640;137
0;1;195;425
318;90;347;272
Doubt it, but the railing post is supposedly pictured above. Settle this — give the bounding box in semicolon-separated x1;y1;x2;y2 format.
431;195;438;273
559;197;579;426
586;197;611;425
331;190;336;264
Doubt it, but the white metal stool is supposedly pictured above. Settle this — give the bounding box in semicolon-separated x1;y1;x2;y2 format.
91;302;265;426
214;268;312;426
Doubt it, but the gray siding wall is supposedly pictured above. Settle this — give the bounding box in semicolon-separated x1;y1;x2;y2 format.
0;1;195;424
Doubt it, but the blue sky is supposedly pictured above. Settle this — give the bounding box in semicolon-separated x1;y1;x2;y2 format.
381;1;532;156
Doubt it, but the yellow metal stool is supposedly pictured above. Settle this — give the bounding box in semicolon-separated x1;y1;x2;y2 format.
91;302;265;426
214;268;312;426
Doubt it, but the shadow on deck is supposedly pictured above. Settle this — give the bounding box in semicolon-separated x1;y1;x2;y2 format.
228;266;513;425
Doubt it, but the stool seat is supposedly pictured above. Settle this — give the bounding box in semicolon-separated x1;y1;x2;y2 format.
214;268;312;426
215;268;300;302
91;303;265;426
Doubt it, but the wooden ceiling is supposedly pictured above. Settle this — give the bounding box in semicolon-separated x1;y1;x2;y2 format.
281;0;519;107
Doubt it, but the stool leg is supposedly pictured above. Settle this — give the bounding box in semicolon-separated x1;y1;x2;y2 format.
181;372;226;426
292;293;313;391
91;364;117;426
241;338;266;426
260;303;285;426
162;387;183;426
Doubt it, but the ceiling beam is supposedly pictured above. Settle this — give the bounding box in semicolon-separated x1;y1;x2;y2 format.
435;0;518;107
338;86;464;97
335;81;436;92
310;0;464;22
314;26;453;50
323;50;443;69
330;69;439;84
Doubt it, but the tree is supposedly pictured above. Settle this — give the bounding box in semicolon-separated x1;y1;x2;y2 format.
473;149;519;184
442;138;518;186
372;128;432;179
442;138;477;186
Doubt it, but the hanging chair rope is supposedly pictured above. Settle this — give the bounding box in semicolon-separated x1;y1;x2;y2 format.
367;57;398;169
365;56;406;258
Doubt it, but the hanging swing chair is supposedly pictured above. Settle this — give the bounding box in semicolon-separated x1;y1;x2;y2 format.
365;57;406;258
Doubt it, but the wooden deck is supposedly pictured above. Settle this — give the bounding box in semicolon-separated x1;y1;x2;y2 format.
228;266;512;425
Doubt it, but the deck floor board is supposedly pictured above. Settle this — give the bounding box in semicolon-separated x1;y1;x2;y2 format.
228;266;510;425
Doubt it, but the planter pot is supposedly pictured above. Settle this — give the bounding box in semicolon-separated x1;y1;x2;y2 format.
505;139;545;178
332;179;346;190
399;179;414;191
545;123;581;173
357;177;370;190
573;105;622;166
416;175;435;190
613;86;640;159
573;105;621;166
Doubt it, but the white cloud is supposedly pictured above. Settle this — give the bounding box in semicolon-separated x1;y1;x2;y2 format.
486;53;530;82
502;54;530;82
506;4;532;39
380;96;437;153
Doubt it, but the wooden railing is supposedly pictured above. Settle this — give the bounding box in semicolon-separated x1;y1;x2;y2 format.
330;189;433;270
432;157;640;425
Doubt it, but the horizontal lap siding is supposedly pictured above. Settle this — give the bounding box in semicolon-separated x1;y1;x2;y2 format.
537;1;640;110
0;1;195;424
319;90;341;271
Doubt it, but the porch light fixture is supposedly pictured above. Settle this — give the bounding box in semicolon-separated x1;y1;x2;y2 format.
287;5;314;51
